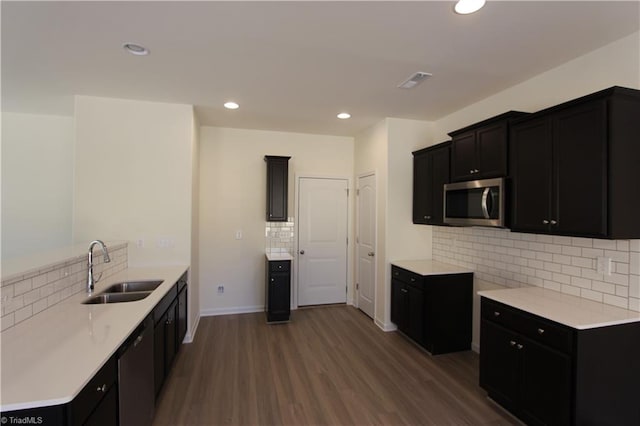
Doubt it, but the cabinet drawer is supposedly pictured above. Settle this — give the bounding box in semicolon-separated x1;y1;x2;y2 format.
270;261;290;273
481;298;520;329
391;266;421;285
519;314;573;354
68;355;117;426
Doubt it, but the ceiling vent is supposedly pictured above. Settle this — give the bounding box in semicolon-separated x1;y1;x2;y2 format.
397;72;432;89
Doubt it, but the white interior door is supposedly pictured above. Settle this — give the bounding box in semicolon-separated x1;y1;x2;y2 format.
298;177;348;306
357;173;376;318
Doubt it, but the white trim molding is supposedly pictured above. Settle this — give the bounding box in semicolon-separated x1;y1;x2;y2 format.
201;305;264;317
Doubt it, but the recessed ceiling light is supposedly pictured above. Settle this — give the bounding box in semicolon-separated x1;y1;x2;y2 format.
337;113;351;120
123;43;149;56
454;0;486;15
224;101;240;110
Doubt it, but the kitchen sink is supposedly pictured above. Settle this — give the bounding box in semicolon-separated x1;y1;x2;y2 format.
82;291;152;304
102;280;164;294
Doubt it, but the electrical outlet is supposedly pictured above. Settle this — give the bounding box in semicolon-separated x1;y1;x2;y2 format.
217;285;224;294
136;238;145;248
235;230;243;240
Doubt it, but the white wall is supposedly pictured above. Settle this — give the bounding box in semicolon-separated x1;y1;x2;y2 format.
189;114;201;340
199;126;354;315
354;119;389;329
1;112;74;259
433;32;640;140
73;96;194;266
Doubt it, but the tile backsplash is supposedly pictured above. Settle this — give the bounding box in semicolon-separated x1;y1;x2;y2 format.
1;243;128;331
433;227;640;312
265;218;295;254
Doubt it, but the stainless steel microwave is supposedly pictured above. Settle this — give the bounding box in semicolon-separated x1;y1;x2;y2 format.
443;178;505;227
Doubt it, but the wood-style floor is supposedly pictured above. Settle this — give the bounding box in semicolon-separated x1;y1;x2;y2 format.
154;305;518;425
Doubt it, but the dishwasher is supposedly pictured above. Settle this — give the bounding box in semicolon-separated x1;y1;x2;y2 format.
118;314;155;426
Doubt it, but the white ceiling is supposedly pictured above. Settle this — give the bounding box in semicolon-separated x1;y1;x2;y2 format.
3;1;639;137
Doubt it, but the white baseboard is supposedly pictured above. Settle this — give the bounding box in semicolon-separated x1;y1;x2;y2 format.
375;318;398;332
183;314;201;343
200;305;264;317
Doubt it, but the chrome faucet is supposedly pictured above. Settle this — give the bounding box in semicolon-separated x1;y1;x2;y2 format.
87;240;111;293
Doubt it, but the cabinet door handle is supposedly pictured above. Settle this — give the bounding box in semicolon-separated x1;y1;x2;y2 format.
426;215;431;220
97;384;107;393
517;344;524;350
400;288;408;293
509;340;516;346
537;328;545;335
410;277;416;282
474;169;479;173
367;252;375;257
543;219;550;224
493;311;501;317
550;220;557;225
394;272;399;276
469;169;475;174
299;250;305;255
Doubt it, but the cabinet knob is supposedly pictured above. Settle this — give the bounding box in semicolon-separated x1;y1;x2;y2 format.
394;272;399;276
367;252;375;257
400;288;408;293
278;265;282;269
517;344;524;350
469;169;475;174
97;384;107;393
271;278;275;282
509;340;516;346
299;250;305;255
474;169;479;173
410;277;416;282
426;215;431;219
537;328;545;335
494;311;501;317
543;219;550;224
550;220;557;225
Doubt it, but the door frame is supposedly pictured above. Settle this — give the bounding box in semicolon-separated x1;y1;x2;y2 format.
355;171;378;320
293;173;352;310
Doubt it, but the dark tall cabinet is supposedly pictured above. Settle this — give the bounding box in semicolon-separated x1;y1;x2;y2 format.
412;141;450;225
510;86;640;238
265;156;291;222
265;258;291;323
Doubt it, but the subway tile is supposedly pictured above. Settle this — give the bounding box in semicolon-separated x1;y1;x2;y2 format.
552;273;571;285
528;242;545;252
32;298;48;314
32;273;48;288
561;265;582;277
528;259;544;270
571;237;593;248
544;244;563;254
617;241;630;251
603;273;629;286
582;268;604;280
581;248;604;259
630;252;640;275
536;251;554;262
536;234;555;244
22;289;40;304
521;250;536;259
561;285;581;297
521;266;536;277
604;250;629;263
544;262;562;273
581;288;603;302
629;298;640;312
14;305;33;324
571;257;593;268
1;284;14;299
528;276;544;287
571;276;592;289
615;262;629;275
603;294;628;309
592;280;615;295
543;280;562;292
553;236;573;246
522;234;538;242
514;241;529;249
535;269;553;280
616;286;629;298
630;275;640;298
593;239;618;250
552;254;572;265
561;245;582;256
14;279;32;296
2;313;15;331
630;240;640;252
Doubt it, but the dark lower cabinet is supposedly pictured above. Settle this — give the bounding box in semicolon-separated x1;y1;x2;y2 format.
83;385;118;426
153;273;188;398
390;265;472;355
265;258;291;322
480;297;640;425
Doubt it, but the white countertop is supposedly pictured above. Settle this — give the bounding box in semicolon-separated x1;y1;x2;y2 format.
0;264;189;411
266;252;294;261
478;286;640;330
391;259;472;276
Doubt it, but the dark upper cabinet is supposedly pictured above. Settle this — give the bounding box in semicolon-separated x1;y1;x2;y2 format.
448;111;527;182
510;86;640;238
265;156;291;222
412;141;450;225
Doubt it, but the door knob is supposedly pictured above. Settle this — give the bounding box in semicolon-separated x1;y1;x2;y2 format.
367;252;375;257
299;250;305;255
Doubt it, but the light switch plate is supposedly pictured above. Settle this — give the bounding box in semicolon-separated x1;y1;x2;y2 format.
596;256;612;276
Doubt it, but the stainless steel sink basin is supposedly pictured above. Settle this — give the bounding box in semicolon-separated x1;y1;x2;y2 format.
102;280;164;294
82;291;152;304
